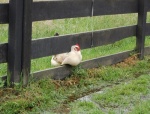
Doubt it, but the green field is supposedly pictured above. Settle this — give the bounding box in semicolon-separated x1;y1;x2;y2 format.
0;2;150;113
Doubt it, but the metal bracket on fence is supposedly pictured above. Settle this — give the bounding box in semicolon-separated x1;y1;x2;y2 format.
91;0;94;48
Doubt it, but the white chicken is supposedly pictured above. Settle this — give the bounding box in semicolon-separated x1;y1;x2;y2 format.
51;44;82;67
51;53;68;67
61;44;82;66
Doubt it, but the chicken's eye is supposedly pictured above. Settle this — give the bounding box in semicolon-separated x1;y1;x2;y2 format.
54;57;57;60
74;48;76;51
74;47;79;51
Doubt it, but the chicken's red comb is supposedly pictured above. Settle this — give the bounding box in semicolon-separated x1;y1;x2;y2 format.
75;43;80;50
76;43;80;47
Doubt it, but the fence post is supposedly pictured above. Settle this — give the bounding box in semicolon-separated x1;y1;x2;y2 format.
136;0;147;59
8;0;24;85
22;0;32;86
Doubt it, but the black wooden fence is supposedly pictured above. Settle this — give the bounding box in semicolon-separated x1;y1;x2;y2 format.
0;0;150;86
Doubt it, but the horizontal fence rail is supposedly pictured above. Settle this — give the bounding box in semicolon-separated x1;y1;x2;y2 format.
31;25;137;59
32;50;133;80
32;0;150;21
32;32;91;59
148;1;150;11
93;0;138;16
0;4;9;24
1;0;150;23
92;25;136;47
32;0;92;21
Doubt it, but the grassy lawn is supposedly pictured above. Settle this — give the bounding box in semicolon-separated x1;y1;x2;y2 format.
0;55;150;113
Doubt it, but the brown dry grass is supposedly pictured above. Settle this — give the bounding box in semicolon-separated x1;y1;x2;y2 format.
52;77;80;89
114;54;139;68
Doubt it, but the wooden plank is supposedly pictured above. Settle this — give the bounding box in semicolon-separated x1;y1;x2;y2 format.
0;43;7;63
146;23;150;36
31;50;132;80
32;0;92;21
136;0;147;59
31;32;92;59
81;50;132;69
22;0;32;86
0;4;9;24
31;25;136;59
7;0;24;84
93;0;138;16
31;65;72;80
147;0;150;11
93;25;136;47
4;46;150;82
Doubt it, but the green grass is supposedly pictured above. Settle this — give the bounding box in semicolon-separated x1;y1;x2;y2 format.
69;73;150;114
92;75;149;106
69;101;104;114
68;56;150;113
0;55;150;113
0;0;9;3
130;100;150;114
0;24;8;43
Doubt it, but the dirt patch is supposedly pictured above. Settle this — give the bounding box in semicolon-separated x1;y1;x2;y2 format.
52;77;80;89
114;54;138;68
0;88;20;102
0;88;19;96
